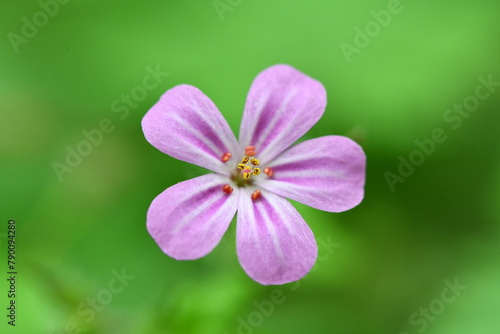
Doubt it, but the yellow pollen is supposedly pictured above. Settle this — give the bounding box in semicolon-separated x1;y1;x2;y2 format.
232;146;269;185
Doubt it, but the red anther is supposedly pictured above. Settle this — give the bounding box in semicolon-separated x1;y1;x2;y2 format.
222;184;233;194
245;145;256;156
264;167;274;177
251;190;261;201
221;152;232;162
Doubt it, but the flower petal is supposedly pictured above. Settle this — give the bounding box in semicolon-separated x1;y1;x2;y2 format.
258;136;366;212
142;85;239;174
236;189;317;285
239;64;327;163
147;174;238;260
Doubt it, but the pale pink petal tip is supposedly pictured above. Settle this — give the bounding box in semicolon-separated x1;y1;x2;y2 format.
259;135;366;212
239;64;327;163
147;174;238;260
236;189;318;285
142;84;239;174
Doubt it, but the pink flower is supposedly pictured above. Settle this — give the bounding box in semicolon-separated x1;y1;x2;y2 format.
142;64;366;285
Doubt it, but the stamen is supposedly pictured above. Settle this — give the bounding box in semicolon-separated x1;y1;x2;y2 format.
264;167;274;177
245;145;256;156
232;147;265;185
222;184;233;194
251;190;261;201
221;152;232;162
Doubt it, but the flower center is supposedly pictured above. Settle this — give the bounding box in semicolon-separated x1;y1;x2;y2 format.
220;145;275;200
229;146;260;186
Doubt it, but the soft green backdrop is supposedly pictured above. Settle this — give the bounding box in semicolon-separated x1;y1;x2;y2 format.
1;0;499;333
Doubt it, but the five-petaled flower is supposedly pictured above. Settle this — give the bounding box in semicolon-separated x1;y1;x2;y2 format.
142;64;366;285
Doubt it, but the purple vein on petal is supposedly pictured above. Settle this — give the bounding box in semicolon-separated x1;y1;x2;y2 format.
253;89;298;152
171;189;230;235
143;84;239;173
270;157;326;172
166;185;219;226
257;136;366;212
177;93;235;155
168;113;221;158
236;190;318;285
257;198;287;266
147;174;239;260
240;91;272;149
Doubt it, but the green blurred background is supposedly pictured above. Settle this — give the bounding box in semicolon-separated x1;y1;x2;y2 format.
1;0;500;333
